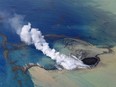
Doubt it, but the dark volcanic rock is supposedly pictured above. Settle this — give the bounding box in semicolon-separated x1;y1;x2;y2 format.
82;57;100;67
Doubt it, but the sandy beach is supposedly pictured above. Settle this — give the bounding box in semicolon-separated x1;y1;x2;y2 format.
29;47;116;87
28;0;116;87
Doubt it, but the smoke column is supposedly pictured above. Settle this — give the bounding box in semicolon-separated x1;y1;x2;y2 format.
19;23;89;70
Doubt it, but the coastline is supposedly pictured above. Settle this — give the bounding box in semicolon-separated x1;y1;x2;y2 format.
1;32;116;87
29;47;116;87
0;0;116;87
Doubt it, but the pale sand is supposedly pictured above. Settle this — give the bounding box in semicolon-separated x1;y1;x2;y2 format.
93;0;116;14
29;0;116;86
29;47;116;87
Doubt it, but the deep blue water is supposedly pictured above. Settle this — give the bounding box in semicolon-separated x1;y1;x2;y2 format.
0;37;6;87
0;0;116;45
0;0;116;87
0;37;6;69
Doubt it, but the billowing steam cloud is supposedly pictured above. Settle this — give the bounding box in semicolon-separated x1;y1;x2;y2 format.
9;14;24;34
9;15;89;70
20;23;89;70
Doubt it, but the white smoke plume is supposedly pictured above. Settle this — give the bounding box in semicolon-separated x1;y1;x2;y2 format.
9;15;89;70
9;14;24;34
19;23;89;70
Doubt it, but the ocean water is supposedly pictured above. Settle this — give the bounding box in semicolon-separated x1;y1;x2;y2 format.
9;46;56;70
0;36;6;86
0;0;116;45
0;37;5;65
0;0;116;87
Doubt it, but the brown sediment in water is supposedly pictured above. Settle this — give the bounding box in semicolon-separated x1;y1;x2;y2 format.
28;47;116;87
17;80;22;87
0;33;35;86
1;32;116;87
3;50;9;60
0;33;7;49
27;37;116;87
45;34;84;40
45;34;68;39
22;64;41;73
11;63;41;74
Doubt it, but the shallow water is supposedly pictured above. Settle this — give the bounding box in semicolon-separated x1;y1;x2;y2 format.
0;0;116;87
29;46;116;87
9;46;56;70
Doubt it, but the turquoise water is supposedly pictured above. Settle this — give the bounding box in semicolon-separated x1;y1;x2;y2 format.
0;0;116;87
0;36;35;87
9;46;56;70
